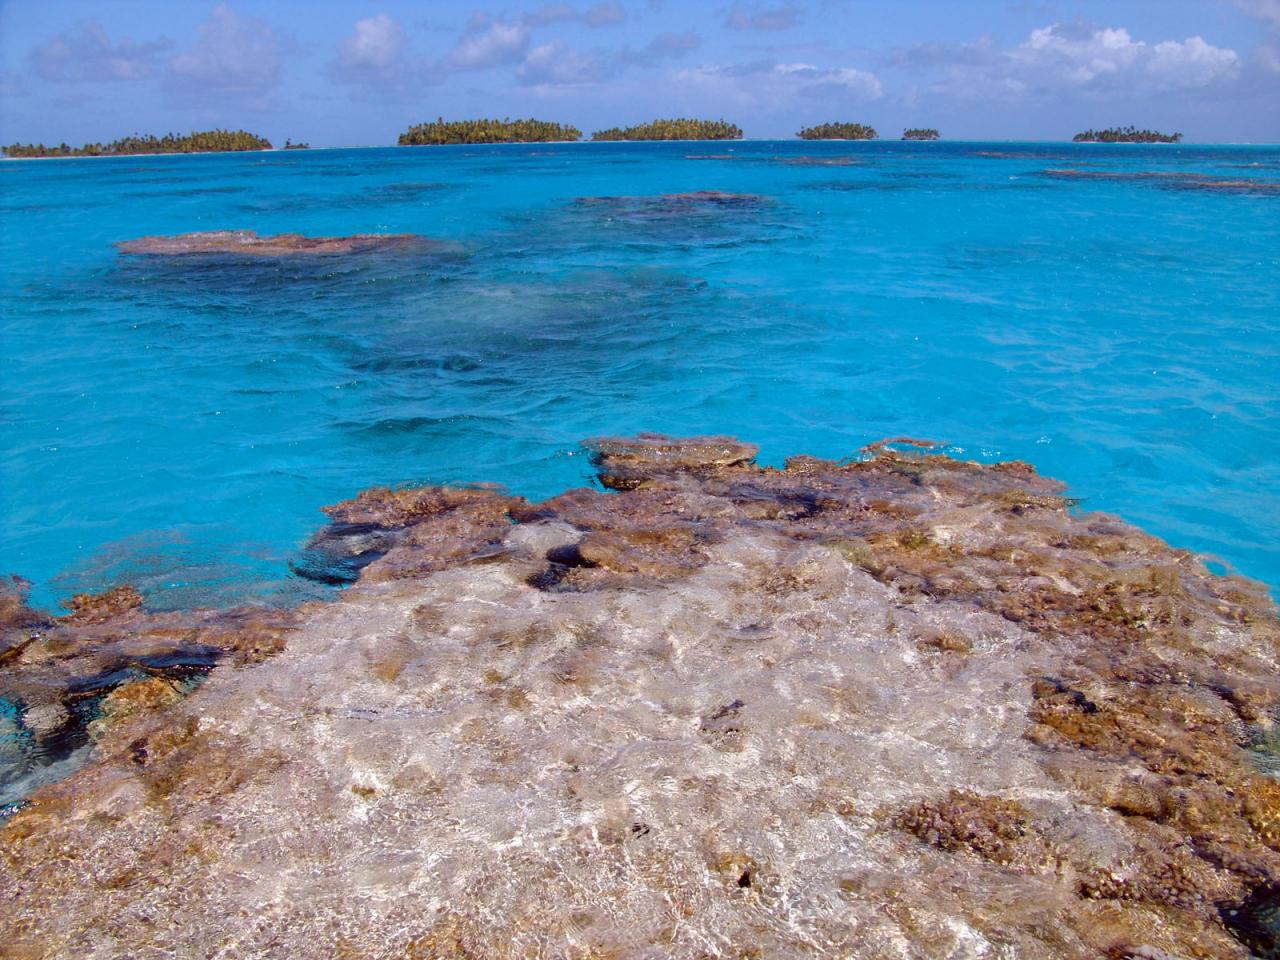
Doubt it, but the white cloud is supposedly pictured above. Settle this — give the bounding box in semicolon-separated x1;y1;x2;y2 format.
1230;0;1280;28
446;17;531;71
897;22;1240;101
170;4;288;95
675;60;882;108
724;4;803;32
517;41;613;85
774;62;883;98
329;13;416;91
30;20;172;83
1012;23;1239;92
338;14;405;72
624;31;702;65
1013;22;1233;92
525;3;627;28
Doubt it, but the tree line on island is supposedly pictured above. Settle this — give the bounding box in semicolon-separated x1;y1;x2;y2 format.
3;119;1190;157
1072;126;1182;143
399;117;745;143
399;117;583;144
590;118;743;141
2;129;276;158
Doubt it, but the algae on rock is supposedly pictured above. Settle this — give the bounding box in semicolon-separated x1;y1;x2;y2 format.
2;436;1279;959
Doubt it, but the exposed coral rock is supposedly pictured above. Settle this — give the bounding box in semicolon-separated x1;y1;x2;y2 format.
0;585;298;804
294;485;520;585
115;230;434;257
86;677;183;740
584;432;758;489
898;789;1037;866
61;584;143;624
3;436;1279;959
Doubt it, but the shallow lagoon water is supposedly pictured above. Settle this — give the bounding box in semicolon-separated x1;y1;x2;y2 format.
1;140;1278;609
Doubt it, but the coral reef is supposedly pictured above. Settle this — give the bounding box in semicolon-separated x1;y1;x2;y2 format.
0;577;297;809
573;192;768;219
115;230;434;257
3;435;1279;958
1040;169;1280;196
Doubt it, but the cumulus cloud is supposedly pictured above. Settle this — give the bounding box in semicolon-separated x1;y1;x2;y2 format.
339;14;405;71
517;41;614;85
885;36;998;70
724;3;803;31
676;60;882;107
29;20;172;83
446;15;531;70
329;13;411;89
624;31;702;64
514;29;697;87
892;22;1239;100
777;62;882;98
1230;0;1280;28
170;4;289;95
525;2;628;28
1013;22;1239;91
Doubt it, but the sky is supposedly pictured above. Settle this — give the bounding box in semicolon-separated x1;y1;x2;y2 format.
1;0;1278;145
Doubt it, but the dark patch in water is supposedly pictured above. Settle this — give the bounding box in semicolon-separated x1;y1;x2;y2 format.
1039;168;1280;196
572;191;770;222
803;180;908;192
123;185;249;198
1222;885;1280;958
685;154;861;167
290;522;393;585
365;181;452;199
968;150;1085;161
349;353;482;375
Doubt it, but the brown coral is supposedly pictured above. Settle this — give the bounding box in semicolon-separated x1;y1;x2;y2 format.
898;790;1037;866
2;436;1279;959
115;230;433;257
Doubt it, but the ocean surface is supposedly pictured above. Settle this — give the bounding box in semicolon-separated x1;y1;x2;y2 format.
1;140;1278;611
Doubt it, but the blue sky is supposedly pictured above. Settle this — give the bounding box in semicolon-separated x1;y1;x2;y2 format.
1;0;1278;144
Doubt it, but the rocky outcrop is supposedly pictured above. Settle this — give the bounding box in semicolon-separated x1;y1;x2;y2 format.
0;578;297;811
2;436;1278;958
115;230;435;256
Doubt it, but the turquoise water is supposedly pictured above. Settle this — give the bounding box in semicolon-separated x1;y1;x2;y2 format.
1;141;1278;610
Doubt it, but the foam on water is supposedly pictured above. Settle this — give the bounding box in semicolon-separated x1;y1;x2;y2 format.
1;140;1278;609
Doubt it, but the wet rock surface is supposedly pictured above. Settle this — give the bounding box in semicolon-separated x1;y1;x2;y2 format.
0;578;297;808
3;435;1280;958
115;230;435;256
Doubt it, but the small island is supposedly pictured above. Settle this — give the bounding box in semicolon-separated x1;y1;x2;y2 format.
902;128;940;141
2;129;272;159
591;119;743;142
796;122;878;141
1073;126;1182;144
282;139;310;150
398;118;582;145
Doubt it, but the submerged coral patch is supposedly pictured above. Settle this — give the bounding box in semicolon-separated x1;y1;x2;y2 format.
1039;168;1280;195
115;230;438;257
573;190;769;218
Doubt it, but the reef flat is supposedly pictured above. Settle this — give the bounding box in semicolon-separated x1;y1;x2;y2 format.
1039;169;1280;195
116;230;432;257
3;437;1279;958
